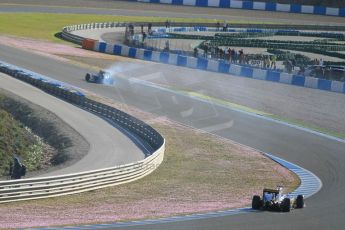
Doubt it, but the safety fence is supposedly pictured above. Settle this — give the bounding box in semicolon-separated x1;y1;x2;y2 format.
168;31;345;59
0;61;165;203
168;30;345;40
137;0;345;17
61;23;345;94
202;39;345;60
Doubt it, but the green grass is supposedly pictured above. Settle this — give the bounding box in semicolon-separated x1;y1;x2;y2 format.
0;13;272;42
0;107;43;176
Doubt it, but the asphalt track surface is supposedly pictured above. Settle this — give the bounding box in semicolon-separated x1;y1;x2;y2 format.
1;2;345;230
0;72;146;177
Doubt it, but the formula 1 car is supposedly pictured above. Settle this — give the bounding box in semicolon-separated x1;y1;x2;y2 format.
252;186;304;212
85;70;114;84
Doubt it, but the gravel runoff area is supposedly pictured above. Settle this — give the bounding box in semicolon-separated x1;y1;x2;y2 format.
0;82;299;228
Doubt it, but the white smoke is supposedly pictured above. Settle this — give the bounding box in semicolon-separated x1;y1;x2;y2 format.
104;62;142;82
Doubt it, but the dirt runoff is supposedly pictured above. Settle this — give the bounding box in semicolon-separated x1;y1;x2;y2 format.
0;88;89;178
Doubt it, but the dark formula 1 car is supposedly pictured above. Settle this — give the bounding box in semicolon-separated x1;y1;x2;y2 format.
252;186;304;212
85;70;114;84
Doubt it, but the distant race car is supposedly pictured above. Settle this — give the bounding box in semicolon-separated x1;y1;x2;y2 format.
85;70;114;84
252;186;304;212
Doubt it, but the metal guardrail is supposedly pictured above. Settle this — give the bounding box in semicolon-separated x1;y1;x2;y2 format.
0;62;165;203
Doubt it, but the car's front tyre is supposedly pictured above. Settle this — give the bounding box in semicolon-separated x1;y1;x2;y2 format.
281;198;291;212
85;73;91;82
296;195;304;209
252;195;262;210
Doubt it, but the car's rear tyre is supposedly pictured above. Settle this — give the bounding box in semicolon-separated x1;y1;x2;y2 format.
252;195;262;210
296;195;304;209
281;198;291;212
85;73;91;82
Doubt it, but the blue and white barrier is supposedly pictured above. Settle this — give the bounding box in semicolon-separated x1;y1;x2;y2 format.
91;41;345;94
0;61;85;96
137;0;345;17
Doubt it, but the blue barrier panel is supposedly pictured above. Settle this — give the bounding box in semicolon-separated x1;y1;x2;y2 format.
317;79;332;91
265;2;277;11
196;0;208;7
314;6;326;15
160;52;169;63
172;0;183;5
150;0;160;3
144;50;153;60
242;1;253;10
240;67;253;78
218;62;230;73
339;8;345;16
219;0;230;8
194;26;207;31
247;29;263;33
266;70;280;82
343;83;345;93
197;58;208;70
113;45;122;55
99;42;107;53
48;82;61;87
290;4;302;13
292;75;305;86
128;47;137;58
177;55;187;67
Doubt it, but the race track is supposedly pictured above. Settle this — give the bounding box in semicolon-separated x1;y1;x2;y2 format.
1;1;345;229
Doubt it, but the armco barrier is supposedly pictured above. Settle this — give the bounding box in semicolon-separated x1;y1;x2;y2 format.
62;23;345;94
137;0;345;17
0;61;165;203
